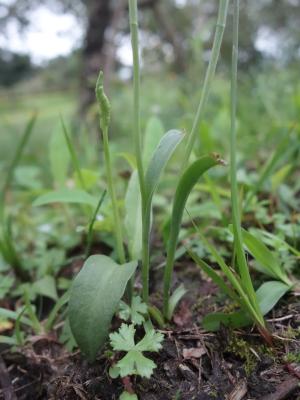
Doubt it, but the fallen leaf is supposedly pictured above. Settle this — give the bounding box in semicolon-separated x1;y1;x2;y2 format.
182;347;206;359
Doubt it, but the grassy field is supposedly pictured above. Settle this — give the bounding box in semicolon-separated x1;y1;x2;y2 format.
0;89;76;163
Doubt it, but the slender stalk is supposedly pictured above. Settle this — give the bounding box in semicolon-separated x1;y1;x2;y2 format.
182;0;229;168
96;72;126;264
230;0;264;326
128;0;145;196
128;0;149;302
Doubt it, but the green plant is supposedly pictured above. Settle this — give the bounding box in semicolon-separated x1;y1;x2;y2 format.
109;323;163;379
68;0;231;360
188;0;294;339
69;255;137;361
0;112;37;281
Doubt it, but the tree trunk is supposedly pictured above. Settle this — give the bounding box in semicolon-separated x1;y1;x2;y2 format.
79;0;112;113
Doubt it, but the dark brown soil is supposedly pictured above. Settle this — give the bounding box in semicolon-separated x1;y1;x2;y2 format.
1;255;299;400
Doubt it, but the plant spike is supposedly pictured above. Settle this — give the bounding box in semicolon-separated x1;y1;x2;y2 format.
96;71;126;264
230;0;265;327
182;0;229;168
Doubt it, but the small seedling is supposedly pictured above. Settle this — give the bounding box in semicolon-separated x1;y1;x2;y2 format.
119;296;148;326
109;323;164;379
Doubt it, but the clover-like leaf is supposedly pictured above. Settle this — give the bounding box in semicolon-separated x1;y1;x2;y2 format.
109;323;164;378
119;296;148;325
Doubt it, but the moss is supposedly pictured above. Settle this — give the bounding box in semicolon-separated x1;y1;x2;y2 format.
226;333;257;376
283;352;300;363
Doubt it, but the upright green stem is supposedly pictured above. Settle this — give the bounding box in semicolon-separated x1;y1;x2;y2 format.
129;0;149;302
182;0;229;168
230;0;264;325
96;72;126;264
102;126;126;264
128;0;145;197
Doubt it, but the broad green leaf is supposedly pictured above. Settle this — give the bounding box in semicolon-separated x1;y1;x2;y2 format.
69;255;137;361
124;171;142;259
33;276;58;301
144;129;184;203
256;281;291;315
241;228;291;285
49;128;70;187
163;154;222;317
33;189;98;207
143;116;164;168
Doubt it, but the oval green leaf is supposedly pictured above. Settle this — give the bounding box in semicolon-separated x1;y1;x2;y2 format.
68;255;137;361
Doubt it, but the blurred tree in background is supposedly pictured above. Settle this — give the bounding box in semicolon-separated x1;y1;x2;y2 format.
0;0;299;110
0;49;33;86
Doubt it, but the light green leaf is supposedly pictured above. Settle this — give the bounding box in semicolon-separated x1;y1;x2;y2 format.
109;323;163;378
256;281;291;316
33;276;58;301
33;189;98;207
124;171;142;259
144;129;184;204
120;391;138;400
117;350;156;378
167;284;187;321
119;296;147;325
135;329;164;352
241;228;291;285
143;116;164;168
110;323;136;351
49;128;70;187
69;256;137;361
